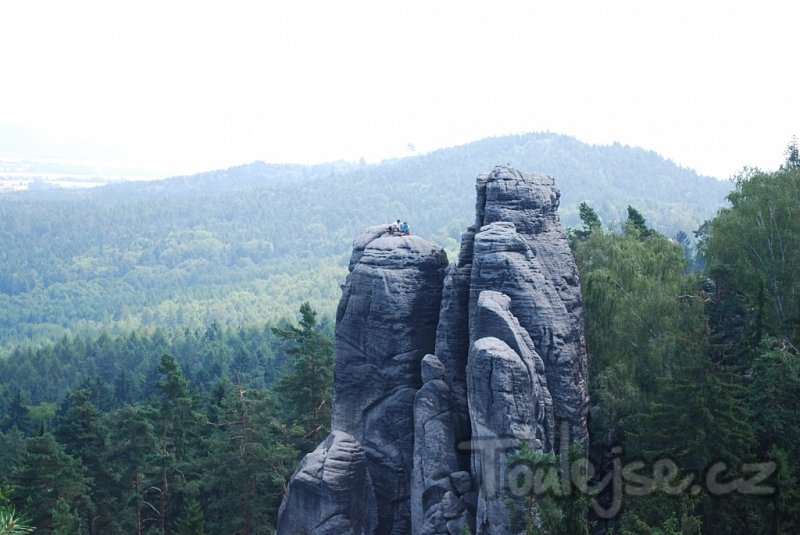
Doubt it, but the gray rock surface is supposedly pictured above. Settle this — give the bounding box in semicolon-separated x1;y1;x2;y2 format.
468;291;555;535
470;290;554;449
449;471;472;495
474;166;588;449
347;224;395;271
276;431;378;535
411;355;460;533
433;229;476;460
279;166;589;535
334;233;448;534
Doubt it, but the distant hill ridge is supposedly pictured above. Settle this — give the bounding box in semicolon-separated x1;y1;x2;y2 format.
17;132;730;234
0;132;731;349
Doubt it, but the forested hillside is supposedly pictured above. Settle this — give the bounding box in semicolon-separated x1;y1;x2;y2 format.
0;133;730;350
572;149;800;533
1;142;797;533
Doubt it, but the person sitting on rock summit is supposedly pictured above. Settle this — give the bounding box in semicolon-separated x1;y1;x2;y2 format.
400;221;409;235
388;219;402;234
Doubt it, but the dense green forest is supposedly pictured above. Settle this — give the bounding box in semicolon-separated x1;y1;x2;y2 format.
1;304;332;534
5;137;797;534
0;133;730;350
573;145;800;534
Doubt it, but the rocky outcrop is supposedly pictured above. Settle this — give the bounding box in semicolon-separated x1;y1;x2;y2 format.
410;354;462;534
276;431;377;535
474;167;588;450
334;228;448;533
432;229;476;461
468;291;554;534
277;166;588;535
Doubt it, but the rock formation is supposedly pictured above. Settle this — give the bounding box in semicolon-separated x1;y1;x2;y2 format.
335;229;448;533
276;431;377;534
277;166;588;535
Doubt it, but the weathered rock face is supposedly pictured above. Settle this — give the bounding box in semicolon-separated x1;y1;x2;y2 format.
473;167;588;450
277;167;588;535
276;431;378;535
333;228;448;533
410;354;460;534
432;229;476;462
468;291;554;535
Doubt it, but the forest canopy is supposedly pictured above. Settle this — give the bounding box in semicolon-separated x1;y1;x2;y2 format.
0;133;730;351
6;136;797;534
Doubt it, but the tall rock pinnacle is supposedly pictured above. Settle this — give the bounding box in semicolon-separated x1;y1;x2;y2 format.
276;167;589;535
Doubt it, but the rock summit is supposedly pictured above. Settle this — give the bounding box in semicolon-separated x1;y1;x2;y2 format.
277;166;588;535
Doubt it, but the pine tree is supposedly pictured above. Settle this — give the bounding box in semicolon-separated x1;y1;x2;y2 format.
764;446;800;534
2;390;31;435
749;341;800;532
174;498;206;535
0;429;26;487
48;498;81;535
104;405;158;535
630;323;757;533
626;206;656;239
749;340;800;455
273;302;334;450
0;486;33;535
783;135;800;169
203;385;296;533
55;388;119;534
11;433;91;533
573;202;602;241
0;506;34;534
152;353;200;534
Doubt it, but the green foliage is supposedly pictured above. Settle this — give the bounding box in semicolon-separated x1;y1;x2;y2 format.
628;324;757;532
765;446;800;534
104;404;159;534
748;341;800;533
203;384;296;533
621;508;701;535
573;211;695;427
174;499;205;535
0;505;34;535
0;487;31;535
702;164;800;343
0;432;25;488
48;498;80;535
54;388;121;533
573;203;771;533
749;339;800;454
0;322;284;419
152;353;203;533
1;391;31;435
783;135;800;169
626;205;657;239
11;433;91;534
631;322;755;471
273;302;334;450
0;133;729;351
691;148;800;532
0;302;335;533
507;443;592;535
570;202;602;245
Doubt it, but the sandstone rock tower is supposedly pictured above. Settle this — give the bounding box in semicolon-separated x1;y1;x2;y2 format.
276;166;588;535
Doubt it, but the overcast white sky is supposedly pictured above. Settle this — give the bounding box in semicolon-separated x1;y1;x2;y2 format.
1;0;798;179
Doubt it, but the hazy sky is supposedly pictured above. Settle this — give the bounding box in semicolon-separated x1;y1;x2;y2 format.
1;0;798;179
